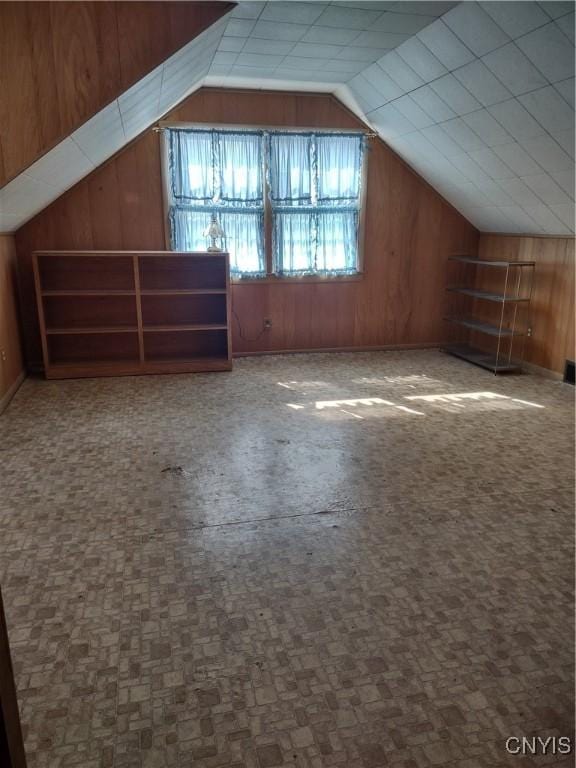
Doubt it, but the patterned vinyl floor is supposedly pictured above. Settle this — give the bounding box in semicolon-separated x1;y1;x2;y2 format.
0;350;573;768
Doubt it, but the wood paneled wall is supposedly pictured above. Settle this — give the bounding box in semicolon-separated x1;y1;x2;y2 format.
478;235;575;375
0;236;24;411
15;88;479;369
0;2;231;186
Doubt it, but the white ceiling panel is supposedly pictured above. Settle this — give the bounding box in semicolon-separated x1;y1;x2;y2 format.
420;123;465;156
361;64;404;101
443;2;511;56
25;139;94;190
551;169;576;198
475;178;516;206
410;85;456;121
417;19;476;70
499;177;547;207
429;74;482;115
450;153;494;184
550;202;576;228
72;102;125;166
219;37;246;53
461;109;512;146
549;128;575;157
0;212;21;232
516;21;574;82
377;50;425;90
0;174;56;222
119;66;163;141
314;5;385;29
260;2;328;24
396;36;447;80
522;203;571;233
252;20;308;41
231;2;265;20
354;30;409;47
300;25;358;44
521;173;573;204
519;134;573;173
290;41;347;57
282;56;331;70
456;205;512;230
498;205;544;233
555;77;575;107
452;60;512;107
539;1;574;20
480;1;549;38
491;142;545;177
395;2;457;15
468;147;516;179
225;18;256;37
341;46;395;62
518;85;574;133
242;38;295;55
482;43;548;96
487;99;547;141
556;11;575;43
372;11;436;33
324;59;367;75
347;74;388;111
236;52;286;66
231;65;280;79
394;94;436;128
369;103;417;138
441;117;486;151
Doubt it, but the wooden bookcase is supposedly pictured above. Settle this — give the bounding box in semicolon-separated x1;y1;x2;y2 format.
33;251;232;379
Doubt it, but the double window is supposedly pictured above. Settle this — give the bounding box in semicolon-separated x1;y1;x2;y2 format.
166;127;365;278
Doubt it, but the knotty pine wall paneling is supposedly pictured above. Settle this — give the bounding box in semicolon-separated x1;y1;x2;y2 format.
477;235;575;375
15;89;480;370
0;2;232;186
0;235;24;411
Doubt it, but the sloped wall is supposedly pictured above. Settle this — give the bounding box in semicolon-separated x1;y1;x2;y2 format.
15;88;479;369
0;1;231;186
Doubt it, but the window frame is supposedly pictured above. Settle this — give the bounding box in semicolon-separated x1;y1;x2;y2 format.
160;121;368;283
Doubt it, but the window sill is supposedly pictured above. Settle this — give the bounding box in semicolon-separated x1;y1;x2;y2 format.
232;273;363;285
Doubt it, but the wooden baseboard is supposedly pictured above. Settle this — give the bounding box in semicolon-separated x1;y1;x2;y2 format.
233;342;440;358
0;370;25;415
520;360;564;381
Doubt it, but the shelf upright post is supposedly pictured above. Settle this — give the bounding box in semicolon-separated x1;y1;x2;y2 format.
508;265;523;366
495;264;510;374
133;253;145;364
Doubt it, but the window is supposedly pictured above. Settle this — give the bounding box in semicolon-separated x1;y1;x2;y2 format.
166;127;366;279
168;128;265;277
270;132;364;276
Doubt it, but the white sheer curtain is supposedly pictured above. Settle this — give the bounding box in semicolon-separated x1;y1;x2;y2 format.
270;132;364;275
168;128;265;276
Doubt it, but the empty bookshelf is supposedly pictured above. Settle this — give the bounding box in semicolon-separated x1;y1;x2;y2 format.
443;255;535;374
33;251;232;379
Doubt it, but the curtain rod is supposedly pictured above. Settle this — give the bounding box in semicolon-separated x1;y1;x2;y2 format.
152;125;378;138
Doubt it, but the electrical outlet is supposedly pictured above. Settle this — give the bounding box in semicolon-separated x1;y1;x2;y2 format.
527;327;532;337
263;319;272;330
0;349;6;362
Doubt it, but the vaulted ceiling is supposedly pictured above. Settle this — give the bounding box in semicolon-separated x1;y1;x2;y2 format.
1;1;574;236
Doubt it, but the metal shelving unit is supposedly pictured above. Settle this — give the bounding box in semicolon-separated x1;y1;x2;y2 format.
443;255;535;374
